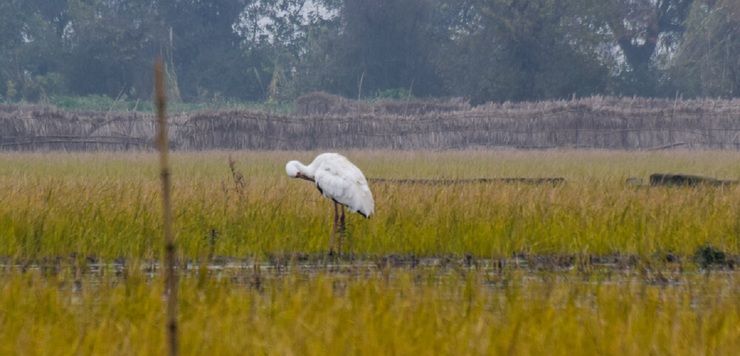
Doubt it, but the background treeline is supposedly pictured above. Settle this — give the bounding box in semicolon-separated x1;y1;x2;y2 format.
1;0;738;106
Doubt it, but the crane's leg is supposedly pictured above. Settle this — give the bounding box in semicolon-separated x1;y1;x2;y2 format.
329;201;339;256
338;205;346;255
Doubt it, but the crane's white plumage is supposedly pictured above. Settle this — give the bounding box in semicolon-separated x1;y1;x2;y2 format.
286;153;374;217
286;153;374;255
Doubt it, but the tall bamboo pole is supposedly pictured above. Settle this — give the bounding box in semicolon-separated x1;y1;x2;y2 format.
155;58;178;356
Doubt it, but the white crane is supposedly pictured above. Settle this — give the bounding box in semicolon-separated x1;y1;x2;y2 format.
286;153;374;255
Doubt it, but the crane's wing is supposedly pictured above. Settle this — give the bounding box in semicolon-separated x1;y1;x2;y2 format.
314;155;374;217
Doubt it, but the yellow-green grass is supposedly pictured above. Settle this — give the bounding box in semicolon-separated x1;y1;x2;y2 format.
1;150;739;355
0;150;738;260
1;267;739;355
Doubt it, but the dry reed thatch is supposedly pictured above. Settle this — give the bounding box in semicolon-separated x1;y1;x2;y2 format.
293;92;470;116
1;96;739;151
0;104;155;150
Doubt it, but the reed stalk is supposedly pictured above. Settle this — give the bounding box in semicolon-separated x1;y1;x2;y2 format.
155;58;178;356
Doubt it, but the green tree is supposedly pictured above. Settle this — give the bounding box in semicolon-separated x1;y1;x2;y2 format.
0;0;27;100
63;0;162;99
436;0;610;103
159;0;256;102
323;0;443;99
602;0;693;96
289;11;344;96
237;0;342;101
0;0;68;101
669;0;740;97
61;0;258;102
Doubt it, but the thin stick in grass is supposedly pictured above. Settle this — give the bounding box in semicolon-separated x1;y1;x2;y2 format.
155;57;178;356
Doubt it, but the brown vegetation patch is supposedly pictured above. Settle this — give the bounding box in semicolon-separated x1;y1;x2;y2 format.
649;173;739;187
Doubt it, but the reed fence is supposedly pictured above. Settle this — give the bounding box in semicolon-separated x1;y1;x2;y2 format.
1;96;738;151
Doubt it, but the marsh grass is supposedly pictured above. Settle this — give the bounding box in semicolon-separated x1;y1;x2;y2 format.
0;150;738;261
1;266;739;355
1;150;739;354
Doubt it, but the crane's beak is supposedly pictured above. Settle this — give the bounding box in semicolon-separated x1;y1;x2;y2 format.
295;172;314;182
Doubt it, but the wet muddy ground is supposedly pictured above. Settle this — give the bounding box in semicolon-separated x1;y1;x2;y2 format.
3;250;737;289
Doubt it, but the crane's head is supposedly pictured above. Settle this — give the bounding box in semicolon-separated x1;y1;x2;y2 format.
285;160;314;182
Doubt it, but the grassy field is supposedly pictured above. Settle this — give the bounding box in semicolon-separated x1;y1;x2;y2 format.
0;150;738;260
1;266;739;355
0;150;739;354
